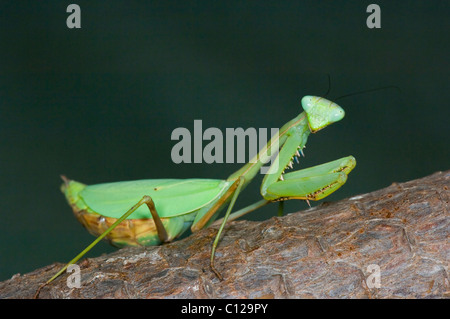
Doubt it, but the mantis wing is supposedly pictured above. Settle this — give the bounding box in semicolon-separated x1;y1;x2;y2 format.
75;179;227;219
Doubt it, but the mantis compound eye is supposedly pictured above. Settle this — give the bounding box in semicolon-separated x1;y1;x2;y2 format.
329;105;345;122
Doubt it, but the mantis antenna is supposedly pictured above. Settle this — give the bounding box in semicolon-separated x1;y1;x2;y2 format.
335;85;401;101
322;74;332;98
316;73;400;102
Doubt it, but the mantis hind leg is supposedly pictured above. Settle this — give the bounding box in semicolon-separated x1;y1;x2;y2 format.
34;195;166;298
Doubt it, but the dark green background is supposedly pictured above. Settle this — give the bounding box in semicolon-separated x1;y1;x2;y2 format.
0;1;448;281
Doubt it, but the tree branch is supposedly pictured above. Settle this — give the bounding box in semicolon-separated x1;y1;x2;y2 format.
1;170;448;298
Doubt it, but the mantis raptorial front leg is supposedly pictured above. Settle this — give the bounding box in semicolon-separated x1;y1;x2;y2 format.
212;158;356;226
265;156;356;201
207;157;355;278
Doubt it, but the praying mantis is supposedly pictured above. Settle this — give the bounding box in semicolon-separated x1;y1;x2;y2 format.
36;95;356;296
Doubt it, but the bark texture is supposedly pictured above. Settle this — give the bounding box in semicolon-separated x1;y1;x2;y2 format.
1;170;449;299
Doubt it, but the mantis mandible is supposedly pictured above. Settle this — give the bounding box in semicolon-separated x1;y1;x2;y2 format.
36;95;356;295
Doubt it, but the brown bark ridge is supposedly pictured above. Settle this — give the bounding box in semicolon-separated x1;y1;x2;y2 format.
1;170;448;299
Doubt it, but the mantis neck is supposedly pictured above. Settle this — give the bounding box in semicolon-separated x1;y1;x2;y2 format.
226;112;310;187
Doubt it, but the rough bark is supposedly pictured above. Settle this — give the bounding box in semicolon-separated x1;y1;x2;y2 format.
1;171;449;299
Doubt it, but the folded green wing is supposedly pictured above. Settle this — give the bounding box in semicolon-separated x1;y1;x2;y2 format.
79;179;226;219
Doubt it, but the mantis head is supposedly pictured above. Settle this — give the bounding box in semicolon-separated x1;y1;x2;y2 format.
301;96;345;133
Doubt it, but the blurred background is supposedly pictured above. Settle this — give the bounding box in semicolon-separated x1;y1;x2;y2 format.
0;1;448;281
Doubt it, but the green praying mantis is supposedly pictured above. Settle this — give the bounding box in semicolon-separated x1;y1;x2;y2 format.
36;95;356;296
